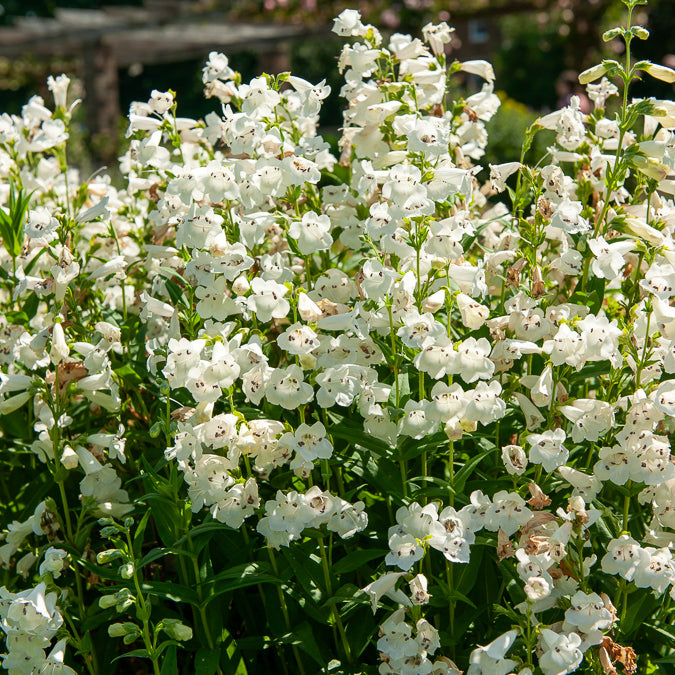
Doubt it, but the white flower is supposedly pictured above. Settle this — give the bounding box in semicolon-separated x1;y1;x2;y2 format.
577;312;622;367
557;467;602;501
501;445;528;476
550;198;590;234
531;365;554;408
429;382;467;423
163;338;205;386
327;499;368;538
456;293;490;330
47;73;70;109
362;573;409;613
489;162;521;192
280;422;332;463
409;574;430;606
654;380;675;416
564;590;614;634
386;533;424;572
422;22;454;56
466;629;519;675
524;576;551;602
185;455;235;511
288;211;333;255
397;312;446;350
542;324;585;369
460;60;495;84
538;629;583;675
456;338;494;383
277;322;320;355
527;429;568;473
588;236;633;279
212;479;259;528
332;9;366;37
377;609;418;661
560;399;615;443
464;381;507;425
414;338;458;379
49;323;69;366
633;547;675;593
26;207;59;239
2;582;63;638
593;446;635;485
360;259;397;299
398;400;438;439
265;365;313;410
485;491;532;537
38;548;68;579
246;278;290;323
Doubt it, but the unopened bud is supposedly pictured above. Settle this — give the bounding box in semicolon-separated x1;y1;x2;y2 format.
119;563;135;579
108;622;140;639
97;549;123;564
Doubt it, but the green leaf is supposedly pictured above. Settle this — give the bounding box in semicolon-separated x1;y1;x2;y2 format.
222;628;248;675
140;580;200;605
195;646;221;675
453;441;496;495
344;605;379;658
645;623;675;650
333;549;388;575
401;431;448;461
133;508;152;558
160;645;179;675
204;563;280;602
112;648;149;662
448;589;477;608
282;622;326;667
138;546;189;569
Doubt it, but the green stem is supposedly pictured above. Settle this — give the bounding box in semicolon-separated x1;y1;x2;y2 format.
319;537;353;665
186;530;224;675
62;607;97;675
447;440;454;507
268;548;307;675
622;489;631;533
445;560;455;656
387;304;400;407
125;530;161;675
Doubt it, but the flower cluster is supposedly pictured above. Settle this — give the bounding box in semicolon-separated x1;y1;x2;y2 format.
0;583;75;674
1;0;675;672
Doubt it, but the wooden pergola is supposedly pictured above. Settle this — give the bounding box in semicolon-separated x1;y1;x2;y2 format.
0;2;329;160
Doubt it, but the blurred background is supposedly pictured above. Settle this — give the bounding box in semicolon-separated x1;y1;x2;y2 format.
0;0;674;170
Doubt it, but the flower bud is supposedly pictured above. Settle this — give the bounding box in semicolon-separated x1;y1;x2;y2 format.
602;27;622;42
97;549;123;564
108;622;140;638
422;289;445;313
50;322;69;366
61;445;79;470
120;563;135;579
531;365;553;407
0;391;31;415
160;619;194;641
232;275;250;295
642;62;675;83
578;63;608;85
